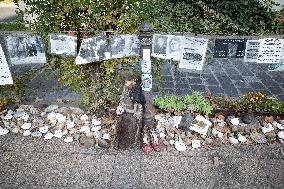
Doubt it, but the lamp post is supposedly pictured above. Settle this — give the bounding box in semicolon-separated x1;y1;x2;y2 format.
138;21;154;134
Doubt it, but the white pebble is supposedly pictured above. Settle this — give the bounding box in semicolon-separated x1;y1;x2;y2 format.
21;123;32;130
56;113;66;124
92;119;101;126
91;125;101;132
116;105;124;115
230;118;240;126
102;133;110;140
23;130;31;137
21;112;29;122
277;131;284;140
169;140;175;145
44;132;54;140
212;129;224;138
44;105;59;112
276;123;284;130
174;138;187;151
159;133;166;139
54;129;63;139
0;128;9;136
39;126;49;134
238;134;247;143
229;137;239;144
80;114;89;121
262;123;274;134
80;126;90;134
192;140;201;149
11;127;20;134
66;120;75;130
64;136;73;143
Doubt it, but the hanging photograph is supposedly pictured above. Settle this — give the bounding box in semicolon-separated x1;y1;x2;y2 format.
244;40;260;63
213;39;246;58
141;73;152;92
111;34;140;59
179;37;208;71
49;33;77;56
140;60;151;73
5;35;46;65
0;45;13;85
257;38;284;64
75;35;110;65
166;35;183;61
152;34;168;58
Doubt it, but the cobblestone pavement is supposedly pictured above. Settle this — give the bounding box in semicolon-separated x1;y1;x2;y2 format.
0;135;284;189
154;59;284;102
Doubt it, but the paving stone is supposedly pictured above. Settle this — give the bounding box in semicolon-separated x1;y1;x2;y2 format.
207;86;224;95
176;83;190;89
161;82;175;89
216;75;233;88
261;78;280;87
159;89;175;96
176;88;192;96
250;82;267;90
202;74;220;85
187;72;202;78
277;95;284;102
228;74;244;81
254;88;272;97
232;80;250;88
188;77;203;85
267;86;284;95
189;85;206;93
162;76;174;82
224;86;239;97
237;88;253;95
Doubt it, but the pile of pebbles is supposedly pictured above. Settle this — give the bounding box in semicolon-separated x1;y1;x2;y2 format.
0;104;115;148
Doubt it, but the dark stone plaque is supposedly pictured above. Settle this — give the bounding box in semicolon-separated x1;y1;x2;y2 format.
213;39;247;58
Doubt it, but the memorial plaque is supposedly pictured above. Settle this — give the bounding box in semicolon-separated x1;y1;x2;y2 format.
5;35;46;65
111;34;140;59
49;33;77;56
179;37;208;71
75;35;110;65
268;46;284;71
0;44;13;85
213;39;246;58
152;34;168;58
166;35;183;61
244;40;260;63
257;38;284;64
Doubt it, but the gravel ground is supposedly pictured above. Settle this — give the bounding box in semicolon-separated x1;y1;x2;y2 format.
1;135;284;189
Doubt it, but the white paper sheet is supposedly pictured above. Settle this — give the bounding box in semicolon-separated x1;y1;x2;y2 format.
141;73;152;91
49;34;77;56
152;34;168;59
244;40;260;63
0;45;13;85
179;37;208;70
268;46;284;71
257;38;284;64
166;35;184;61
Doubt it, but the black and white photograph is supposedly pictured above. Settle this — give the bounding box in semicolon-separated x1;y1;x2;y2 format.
0;45;13;85
75;35;110;65
49;33;77;56
111;34;140;59
257;38;284;64
166;35;183;61
213;39;246;58
5;35;46;65
244;40;260;63
141;73;152;92
152;34;168;58
179;37;208;71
